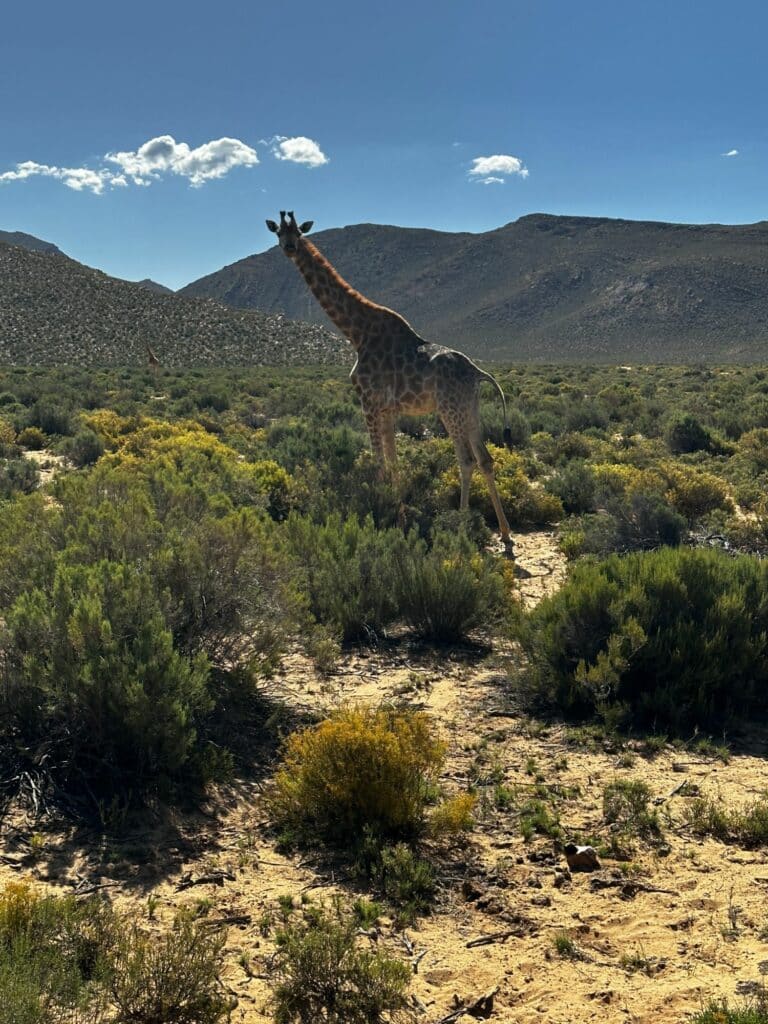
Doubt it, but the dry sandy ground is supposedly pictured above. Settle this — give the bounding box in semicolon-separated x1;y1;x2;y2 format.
2;530;768;1024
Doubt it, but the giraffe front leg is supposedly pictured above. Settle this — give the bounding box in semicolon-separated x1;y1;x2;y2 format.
363;409;388;476
379;409;397;470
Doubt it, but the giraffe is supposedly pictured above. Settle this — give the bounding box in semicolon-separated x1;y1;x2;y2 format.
266;211;514;550
146;344;161;374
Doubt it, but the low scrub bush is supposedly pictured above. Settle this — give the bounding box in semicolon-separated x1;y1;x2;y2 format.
373;843;436;921
0;458;39;499
2;558;213;801
283;513;407;642
662;463;733;521
63;428;105;467
602;779;662;839
0;882;113;1024
429;792;476;836
545;460;597;514
394;528;512;643
690;999;768;1024
686;795;768;847
270;706;445;845
109;916;232;1024
15;425;46;450
665;412;712;454
518;547;768;731
560;491;686;559
439;447;563;528
271;905;411;1024
0;882;231;1024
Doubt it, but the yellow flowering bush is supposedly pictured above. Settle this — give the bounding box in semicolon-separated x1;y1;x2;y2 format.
660;462;733;520
270;706;446;843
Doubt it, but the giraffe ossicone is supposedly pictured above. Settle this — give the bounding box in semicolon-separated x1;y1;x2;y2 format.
266;211;515;550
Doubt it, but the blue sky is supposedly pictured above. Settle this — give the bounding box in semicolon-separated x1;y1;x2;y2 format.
1;0;765;289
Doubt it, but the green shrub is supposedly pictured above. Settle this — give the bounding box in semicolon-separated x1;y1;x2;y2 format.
602;779;662;838
15;426;46;450
271;906;411;1024
518;547;768;731
686;795;768;846
28;398;72;437
63;427;104;467
665;413;712;454
438;447;563;527
690;999;768;1024
394;529;512;643
373;844;436;921
282;514;407;641
429;792;476;836
663;464;733;521
545;460;597;514
270;706;445;845
0;458;39;499
560;492;686;558
0;882;113;1024
2;558;213;800
109;916;231;1024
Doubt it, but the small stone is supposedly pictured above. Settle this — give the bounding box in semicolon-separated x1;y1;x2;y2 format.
553;868;572;888
462;879;483;902
564;844;601;872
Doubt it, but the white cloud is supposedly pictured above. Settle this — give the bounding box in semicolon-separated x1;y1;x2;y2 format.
272;136;329;167
106;135;259;186
0;160;117;194
1;132;327;195
722;148;739;157
468;154;529;182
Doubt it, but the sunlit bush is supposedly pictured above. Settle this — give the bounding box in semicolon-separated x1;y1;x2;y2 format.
270;706;445;844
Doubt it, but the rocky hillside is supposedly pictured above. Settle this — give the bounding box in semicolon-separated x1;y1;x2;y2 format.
0;242;348;366
134;278;174;295
181;214;768;362
0;229;62;255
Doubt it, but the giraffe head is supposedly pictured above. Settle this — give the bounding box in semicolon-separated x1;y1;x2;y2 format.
266;211;314;256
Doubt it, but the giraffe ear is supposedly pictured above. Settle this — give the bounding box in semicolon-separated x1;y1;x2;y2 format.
299;221;314;233
265;220;279;233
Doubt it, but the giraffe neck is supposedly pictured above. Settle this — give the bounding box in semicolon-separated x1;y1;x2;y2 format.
289;238;399;349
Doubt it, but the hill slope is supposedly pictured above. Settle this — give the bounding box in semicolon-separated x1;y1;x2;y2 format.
181;214;768;362
0;243;347;366
0;229;62;255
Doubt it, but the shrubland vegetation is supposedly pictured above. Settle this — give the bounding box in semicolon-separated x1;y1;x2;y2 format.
3;362;768;1018
0;880;232;1024
1;362;768;815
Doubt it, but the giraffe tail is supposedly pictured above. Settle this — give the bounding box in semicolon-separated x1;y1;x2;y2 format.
478;370;513;450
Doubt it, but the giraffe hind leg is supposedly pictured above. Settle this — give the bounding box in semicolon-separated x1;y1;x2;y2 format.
468;430;513;550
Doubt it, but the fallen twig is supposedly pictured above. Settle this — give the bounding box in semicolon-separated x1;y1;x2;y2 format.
175;870;235;891
465;930;517;948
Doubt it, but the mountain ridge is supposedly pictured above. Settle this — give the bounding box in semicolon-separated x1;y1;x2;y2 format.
180;214;768;362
